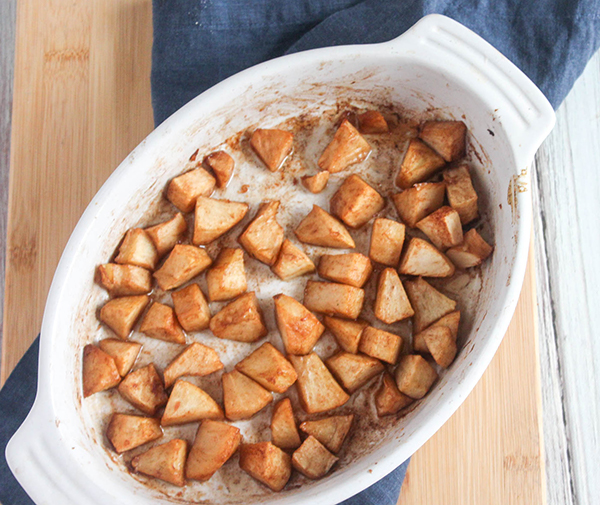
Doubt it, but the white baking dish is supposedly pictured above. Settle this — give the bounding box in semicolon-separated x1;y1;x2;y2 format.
6;14;554;505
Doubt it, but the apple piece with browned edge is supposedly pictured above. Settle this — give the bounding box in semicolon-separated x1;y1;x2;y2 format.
302;171;329;193
193;196;249;245
186;420;241;481
292;436;338;479
323;316;368;354
140;302;186;344
318;119;371;174
98;339;141;377
395;354;438;399
330;174;385;229
236;342;297;393
416;206;463;251
317;253;373;288
419;120;467;162
369;218;405;267
106;413;163;454
413;310;460;353
206;248;247;302
374;269;414;325
271;398;301;451
299;414;353;453
375;372;414;417
167;167;216;213
99;295;149;339
162;380;224;426
131;439;187;487
238;201;284;266
145;213;188;257
443;164;478;224
209;292;267;343
82;344;121;397
250;129;294;172
392;182;446;228
358;111;388;134
97;264;152;297
172;283;211;332
271;239;315;281
239;442;292;491
404;277;457;333
325;351;384;393
396;139;446;189
295;205;355;249
163;342;224;388
118;363;168;415
153;244;212;291
359;327;403;364
289;353;349;414
115;228;159;271
274;294;324;355
204;150;234;188
446;228;493;269
222;370;273;421
398;237;456;277
423;326;457;368
304;281;364;320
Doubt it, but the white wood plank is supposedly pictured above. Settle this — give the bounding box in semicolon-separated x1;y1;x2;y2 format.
534;49;600;505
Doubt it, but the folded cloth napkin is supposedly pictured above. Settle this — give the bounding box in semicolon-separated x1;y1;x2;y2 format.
2;1;600;503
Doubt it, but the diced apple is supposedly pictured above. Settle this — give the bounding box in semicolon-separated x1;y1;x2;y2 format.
443;164;478;224
209;292;267;343
413;310;460;353
235;342;297;393
446;228;493;268
358;111;388;134
289;353;349;414
325;351;384;393
292;436;338;479
323;316;368;354
114;228;158;271
82;344;121;397
369;218;405;267
330;174;385;228
193;196;249;245
404;277;457;332
299;414;353;453
416;206;463;251
98;339;141;377
163;342;223;388
271;398;301;450
131;439;187;487
186;420;241;481
395;354;437;399
398;237;455;277
99;295;150;339
153;244;212;291
375;372;413;417
222;370;273;421
167;167;216;213
271;239;316;281
374;269;414;324
301;171;329;193
392;182;446;227
118;363;168;415
304;281;364;320
295;205;355;249
422;326;457;368
396;139;446;189
359;327;403;364
318;119;371;173
106;413;163;453
172;283;211;332
239;442;292;491
317;253;373;288
139;302;186;344
250;128;294;172
162;380;224;426
204;150;235;188
419;120;467;162
238;201;284;266
206;248;247;301
145;213;188;257
97;264;152;296
274;294;324;355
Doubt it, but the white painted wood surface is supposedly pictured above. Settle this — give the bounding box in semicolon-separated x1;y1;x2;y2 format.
533;49;600;505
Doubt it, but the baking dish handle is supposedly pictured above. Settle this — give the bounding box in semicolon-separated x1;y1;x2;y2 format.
387;14;556;166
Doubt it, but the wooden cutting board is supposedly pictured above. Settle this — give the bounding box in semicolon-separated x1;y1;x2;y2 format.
2;1;545;504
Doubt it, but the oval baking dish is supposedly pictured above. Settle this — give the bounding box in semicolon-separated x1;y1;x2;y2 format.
7;14;554;505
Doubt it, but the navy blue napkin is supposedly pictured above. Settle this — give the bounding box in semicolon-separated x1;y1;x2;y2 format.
3;1;600;503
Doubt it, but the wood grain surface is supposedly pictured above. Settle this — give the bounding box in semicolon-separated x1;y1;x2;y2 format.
2;1;546;503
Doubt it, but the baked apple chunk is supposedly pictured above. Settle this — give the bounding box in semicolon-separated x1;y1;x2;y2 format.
375;372;414;416
117;363;168;415
239;442;292;491
250;128;294;172
323;316;368;354
325;351;384;393
99;295;150;339
274;294;324;355
163;342;224;388
167;167;216;213
416;206;463;251
172;283;211;332
358;111;388;134
98;339;141;377
369;218;405;267
162;380;224;426
304;280;364;319
107;413;163;453
204;150;235;188
82;344;121;397
404;277;457;333
193;196;249;245
299;414;353;453
413;310;460;353
359;327;403;364
317;252;373;288
318;119;371;173
235;342;297;393
446;228;493;269
131;439;187;487
421;326;457;368
330;174;385;228
97;264;151;296
115;228;159;271
271;239;315;281
392;182;445;227
140;302;186;344
374;269;414;324
222;370;273;421
398;237;455;277
396;139;446;189
153;244;212;291
295;205;355;249
395;354;438;399
239;201;284;265
209;292;267;343
145;213;188;257
443;164;478;224
206;247;247;302
271;398;301;450
419;120;467;162
301;171;329;193
292;436;338;479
